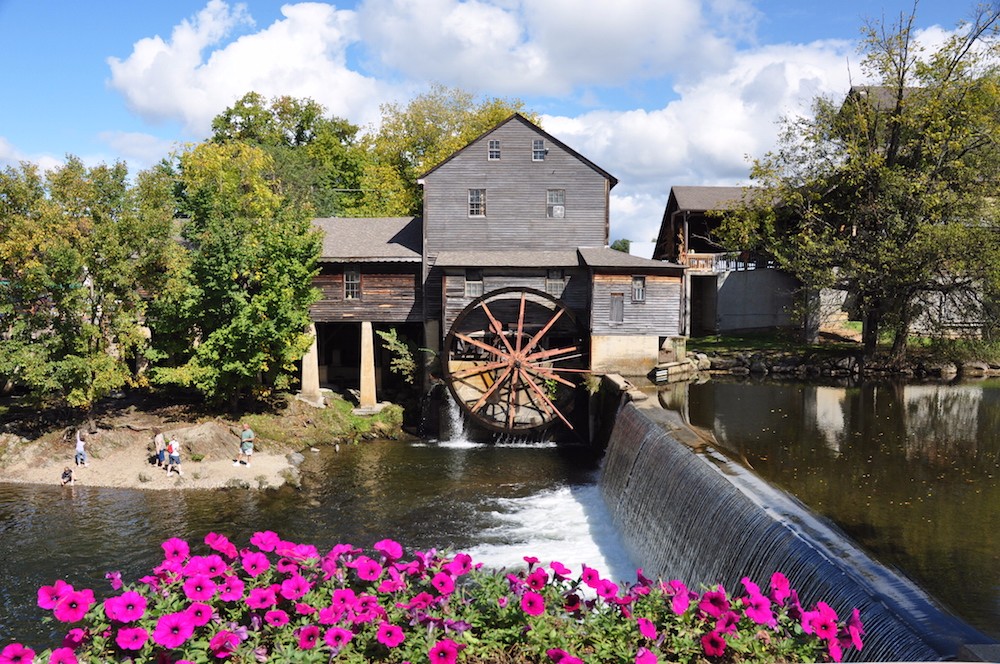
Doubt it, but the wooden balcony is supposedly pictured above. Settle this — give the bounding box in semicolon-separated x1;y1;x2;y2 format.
683;252;776;273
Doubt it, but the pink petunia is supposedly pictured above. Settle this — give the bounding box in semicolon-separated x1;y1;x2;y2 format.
104;590;147;623
443;552;473;576
53;589;95;623
61;628;87;650
701;630;727;657
546;649;584;664
526;568;548;590
245;586;277;610
744;592;776;626
115;626;148;651
635;647;658;664
331;588;357;610
716;610;740;634
637;617;657;639
265;609;289;627
218;575;245;602
324;627;354;650
186;601;214;626
161;538;190;563
428;639;463;664
520;591;545;616
209;630;240;659
549;561;572;579
352;556;383;582
280;574;312;600
596;578;619;600
769;571;791;605
105;571;123;591
376;622;405;648
152;611;195;649
373;539;403;562
431;572;455;596
377;567;407;593
249;530;281;552
297;625;320;650
240;551;270;577
205;532;238;559
48;647;78;664
698;588;730;618
38;580;74;610
846;607;865;650
581;565;602;588
740;575;762;597
183;574;217;602
0;643;35;664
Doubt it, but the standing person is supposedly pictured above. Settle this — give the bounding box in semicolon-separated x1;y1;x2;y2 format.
74;430;88;467
235;423;255;467
152;429;165;467
165;438;183;477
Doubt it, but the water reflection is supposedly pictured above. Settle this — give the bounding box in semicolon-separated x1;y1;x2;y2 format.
687;378;1000;640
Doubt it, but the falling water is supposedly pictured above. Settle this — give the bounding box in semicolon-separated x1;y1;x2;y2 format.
600;401;992;662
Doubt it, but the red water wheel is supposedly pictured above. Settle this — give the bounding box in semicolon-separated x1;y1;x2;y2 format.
443;287;589;434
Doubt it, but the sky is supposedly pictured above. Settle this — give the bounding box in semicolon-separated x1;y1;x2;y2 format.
0;0;973;246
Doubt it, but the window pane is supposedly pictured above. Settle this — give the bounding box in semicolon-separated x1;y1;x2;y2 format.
632;276;646;302
465;269;484;297
488;139;500;160
533;139;546;161
345;268;361;300
469;189;486;217
547;189;565;218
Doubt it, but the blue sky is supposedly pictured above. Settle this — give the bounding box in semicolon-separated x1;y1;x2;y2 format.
0;0;970;245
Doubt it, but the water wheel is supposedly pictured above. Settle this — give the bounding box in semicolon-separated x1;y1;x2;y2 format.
443;287;589;434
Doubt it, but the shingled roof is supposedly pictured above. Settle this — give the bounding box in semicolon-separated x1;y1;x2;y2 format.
433;250;580;268
668;186;747;212
312;217;421;262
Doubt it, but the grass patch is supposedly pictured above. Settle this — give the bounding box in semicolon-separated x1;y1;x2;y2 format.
243;393;406;449
688;330;856;356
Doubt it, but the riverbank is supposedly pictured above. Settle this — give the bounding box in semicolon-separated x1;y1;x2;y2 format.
0;390;408;491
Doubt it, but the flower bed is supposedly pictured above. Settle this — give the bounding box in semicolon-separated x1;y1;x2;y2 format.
1;533;864;663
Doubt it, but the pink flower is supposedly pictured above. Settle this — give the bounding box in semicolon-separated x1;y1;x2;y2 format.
376;622;405;648
431;572;455;596
846;607;865;650
546;649;583;664
377;567;407;593
497;596;508;608
53;589;94;623
526;568;548;590
637;617;657;639
803;602;839;640
701;630;727;657
280;574;311;600
698;588;730;618
443;552;473;576
428;639;463;664
205;532;238;559
48;647;78;664
374;539;403;561
828;638;844;663
740;576;762;597
240;551;270;577
186;601;214;626
520;590;545;616
353;555;383;581
549;561;572;579
596;578;619;600
297;625;320;650
250;530;280;552
104;590;147;623
105;571;123;590
61;628;87;649
218;575;245;602
581;565;601;588
716;610;740;634
635;647;658;664
0;643;35;664
38;580;74;610
245;586;277;610
265;609;289;627
331;588;357;610
161;537;190;563
183;574;217;601
324;627;354;650
769;572;791;605
743;592;775;626
115;626;148;651
153;611;195;649
209;630;240;658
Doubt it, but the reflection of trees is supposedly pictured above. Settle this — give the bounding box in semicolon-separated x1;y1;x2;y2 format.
902;385;982;464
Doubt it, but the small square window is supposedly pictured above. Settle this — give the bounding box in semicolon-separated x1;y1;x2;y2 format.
488;139;500;160
632;276;646;302
468;189;486;217
545;269;565;298
547;189;565;218
532;139;546;161
465;269;484;297
344;267;361;300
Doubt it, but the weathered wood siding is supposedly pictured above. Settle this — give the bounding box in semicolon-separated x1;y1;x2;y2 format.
423;120;610;258
440;269;590;336
590;274;682;336
311;264;422;323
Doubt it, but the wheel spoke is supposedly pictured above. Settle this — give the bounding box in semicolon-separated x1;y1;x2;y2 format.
523;364;576;388
515;292;526;354
469;365;515;413
449;360;508;379
526;345;579;363
479;300;516;356
521;308;565;356
454;332;509;358
521;371;574;430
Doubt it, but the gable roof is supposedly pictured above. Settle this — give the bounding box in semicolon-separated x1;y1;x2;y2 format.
432;247;682;273
577;246;683;273
311;217;422;262
418;113;618;189
667;186;747;213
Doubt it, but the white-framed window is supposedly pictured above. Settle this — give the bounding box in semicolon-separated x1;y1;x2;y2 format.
546;189;565;218
465;269;484;297
344;266;361;300
488;139;501;160
632;276;646;302
610;293;624;323
532;139;546;161
468;189;486;217
545;269;565;298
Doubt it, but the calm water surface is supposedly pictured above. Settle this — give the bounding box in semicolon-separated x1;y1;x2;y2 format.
0;437;634;649
687;378;1000;640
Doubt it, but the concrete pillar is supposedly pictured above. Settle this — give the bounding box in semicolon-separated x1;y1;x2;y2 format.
360;321;377;408
301;323;321;398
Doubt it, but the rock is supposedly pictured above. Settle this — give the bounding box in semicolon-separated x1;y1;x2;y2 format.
961;361;990;377
286;452;305;466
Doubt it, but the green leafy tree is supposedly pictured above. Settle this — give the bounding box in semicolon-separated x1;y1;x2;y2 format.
211;92;365;216
0;158;175;408
610;238;631;253
718;6;1000;359
350;85;538;217
148;142;321;408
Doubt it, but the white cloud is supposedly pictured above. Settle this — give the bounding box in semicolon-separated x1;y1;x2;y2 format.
0;137;65;174
98;131;179;170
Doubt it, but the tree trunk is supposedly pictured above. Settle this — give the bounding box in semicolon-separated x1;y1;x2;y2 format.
862;308;881;359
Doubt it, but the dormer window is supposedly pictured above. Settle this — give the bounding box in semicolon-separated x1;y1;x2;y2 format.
532;139;546;161
488;139;500;160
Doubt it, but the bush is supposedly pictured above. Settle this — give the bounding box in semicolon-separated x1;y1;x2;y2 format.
3;534;865;663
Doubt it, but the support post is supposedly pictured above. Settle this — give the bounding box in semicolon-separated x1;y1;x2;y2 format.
300;323;321;398
360;321;377;408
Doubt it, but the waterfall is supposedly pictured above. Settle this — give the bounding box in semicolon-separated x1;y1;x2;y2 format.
600;401;992;662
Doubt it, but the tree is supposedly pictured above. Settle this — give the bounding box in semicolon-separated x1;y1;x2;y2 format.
211;92;365;216
350;85;537;217
147;142;321;408
718;5;1000;359
610;238;631;253
0;158;175;408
